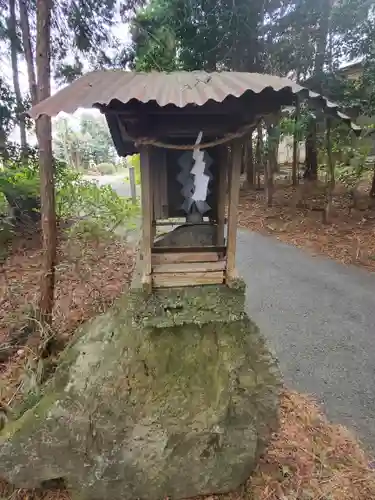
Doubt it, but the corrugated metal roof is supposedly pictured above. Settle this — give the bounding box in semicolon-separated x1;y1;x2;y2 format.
28;70;360;131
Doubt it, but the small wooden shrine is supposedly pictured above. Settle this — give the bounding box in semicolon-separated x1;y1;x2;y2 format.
136;136;242;290
29;71;359;291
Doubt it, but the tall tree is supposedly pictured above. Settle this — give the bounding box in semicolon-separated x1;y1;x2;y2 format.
314;0;332;79
0;77;16;157
36;0;56;325
19;0;38;105
131;0;286;73
8;0;27;151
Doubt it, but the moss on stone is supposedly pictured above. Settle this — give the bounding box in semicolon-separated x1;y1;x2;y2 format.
0;284;281;500
135;284;246;329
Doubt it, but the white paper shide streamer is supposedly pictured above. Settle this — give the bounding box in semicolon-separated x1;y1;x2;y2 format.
191;131;210;213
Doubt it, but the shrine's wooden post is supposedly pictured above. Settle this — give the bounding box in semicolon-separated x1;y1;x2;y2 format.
140;145;153;292
226;138;242;285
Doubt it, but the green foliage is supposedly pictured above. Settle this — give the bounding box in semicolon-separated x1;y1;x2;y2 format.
128;154;141;184
0;148;41;212
131;0;282;72
0;164;39;200
96;162;117;175
0;191;7;214
333;126;374;189
0;76;16;144
129;0;374;81
56;169;140;239
0;144;138;241
52;0;129;82
53;113;117;170
279;114;309;141
133;8;178;72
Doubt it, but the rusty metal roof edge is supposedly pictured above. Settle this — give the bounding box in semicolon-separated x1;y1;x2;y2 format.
28;74;302;119
27;70;360;133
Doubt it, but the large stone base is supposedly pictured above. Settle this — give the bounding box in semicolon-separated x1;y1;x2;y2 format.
0;284;281;500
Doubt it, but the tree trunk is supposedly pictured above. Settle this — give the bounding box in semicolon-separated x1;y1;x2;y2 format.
314;0;332;78
292;98;300;186
265;124;278;207
304;119;318;180
36;0;56;325
324;118;335;224
370;166;375;198
264;160;274;207
256;122;263;190
245;134;254;188
8;0;27;152
19;0;38;106
307;0;332;187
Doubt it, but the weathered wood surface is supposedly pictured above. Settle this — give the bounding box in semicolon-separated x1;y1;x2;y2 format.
153;261;226;274
153;271;224;288
152;252;220;265
140;145;153;292
226;138;242;281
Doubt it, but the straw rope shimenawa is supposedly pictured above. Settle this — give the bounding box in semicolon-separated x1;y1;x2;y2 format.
133;122;256;150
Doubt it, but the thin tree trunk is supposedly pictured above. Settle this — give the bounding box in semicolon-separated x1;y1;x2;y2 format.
304;118;318;180
324;118;335;224
292;98;300;186
265;124;278;207
256;122;263;190
19;0;38;105
246;133;254;188
370;166;375;198
36;0;56;325
264;160;274;207
8;0;27;152
314;0;332;78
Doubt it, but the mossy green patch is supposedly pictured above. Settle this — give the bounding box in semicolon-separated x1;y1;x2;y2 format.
0;284;281;500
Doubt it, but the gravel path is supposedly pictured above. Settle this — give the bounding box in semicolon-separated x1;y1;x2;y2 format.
236;229;375;453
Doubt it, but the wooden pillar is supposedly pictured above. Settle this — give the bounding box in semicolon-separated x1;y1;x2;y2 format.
216;145;228;246
140;145;153;292
226;138;242;284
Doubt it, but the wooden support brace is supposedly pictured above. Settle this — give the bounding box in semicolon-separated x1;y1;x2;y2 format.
153;261;226;274
153;271;224;288
226;138;242;285
216;145;228;246
152;252;220;265
140;145;153;293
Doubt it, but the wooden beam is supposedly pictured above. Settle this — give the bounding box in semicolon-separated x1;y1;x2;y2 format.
140;145;153;293
152;252;220;265
153;271;224;288
154;221;213;227
153;261;226;274
216;145;228;245
152;245;227;254
226;138;243;283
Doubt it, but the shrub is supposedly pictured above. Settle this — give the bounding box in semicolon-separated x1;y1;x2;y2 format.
96;162;117;175
127;154;141;185
56;170;140;239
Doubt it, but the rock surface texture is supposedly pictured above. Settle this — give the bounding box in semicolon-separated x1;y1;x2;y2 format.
0;283;281;500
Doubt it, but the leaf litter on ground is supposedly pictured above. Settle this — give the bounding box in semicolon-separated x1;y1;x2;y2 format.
0;228;134;404
238;182;375;272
